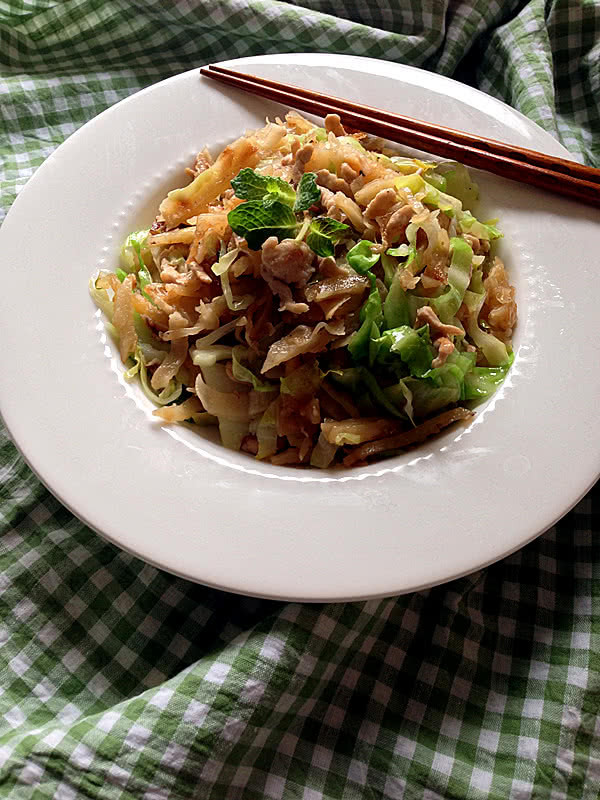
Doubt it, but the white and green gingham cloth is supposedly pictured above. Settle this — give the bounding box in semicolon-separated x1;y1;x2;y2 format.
1;1;599;797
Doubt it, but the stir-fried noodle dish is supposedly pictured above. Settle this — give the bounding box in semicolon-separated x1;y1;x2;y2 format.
91;112;517;468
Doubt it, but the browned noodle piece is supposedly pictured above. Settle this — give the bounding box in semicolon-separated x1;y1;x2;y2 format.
270;448;302;466
343;407;473;467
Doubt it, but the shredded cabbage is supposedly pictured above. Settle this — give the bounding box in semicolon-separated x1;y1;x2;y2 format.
429;163;479;210
421;184;462;218
309;432;338;467
459;212;502;241
280;361;321;396
120;229;152;273
191;346;233;367
431;237;473;323
256;398;279;459
463;289;510;366
371;325;434;377
212;247;254;311
89;276;114;321
232;346;275;392
125;347;182;405
464;355;514;400
190;318;245;356
218;419;249;451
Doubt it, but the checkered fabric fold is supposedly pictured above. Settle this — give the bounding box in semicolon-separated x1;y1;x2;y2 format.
1;1;599;797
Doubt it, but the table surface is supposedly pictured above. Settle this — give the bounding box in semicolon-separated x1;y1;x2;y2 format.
1;1;599;798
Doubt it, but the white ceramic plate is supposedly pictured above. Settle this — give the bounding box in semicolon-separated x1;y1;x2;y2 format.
1;54;598;601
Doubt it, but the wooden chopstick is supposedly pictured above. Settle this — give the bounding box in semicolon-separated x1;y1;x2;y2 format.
200;64;600;208
207;64;599;186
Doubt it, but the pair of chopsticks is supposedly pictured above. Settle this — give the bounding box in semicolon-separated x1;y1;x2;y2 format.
200;64;600;209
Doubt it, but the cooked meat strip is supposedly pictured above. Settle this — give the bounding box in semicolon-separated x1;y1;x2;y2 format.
316;169;352;197
324;113;346;136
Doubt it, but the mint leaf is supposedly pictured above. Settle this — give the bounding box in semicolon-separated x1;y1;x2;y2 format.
231;168;296;207
347;240;380;274
263;193;281;209
228;201;299;250
306;217;349;257
294;172;321;212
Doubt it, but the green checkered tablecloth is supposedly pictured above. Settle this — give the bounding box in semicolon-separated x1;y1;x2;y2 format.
1;1;599;797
